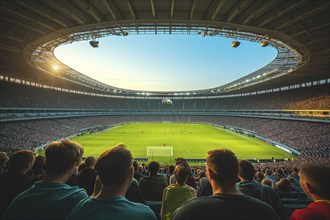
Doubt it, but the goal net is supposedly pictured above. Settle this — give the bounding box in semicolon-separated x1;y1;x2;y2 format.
147;146;173;158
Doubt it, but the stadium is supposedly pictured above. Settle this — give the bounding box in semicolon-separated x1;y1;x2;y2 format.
0;1;329;220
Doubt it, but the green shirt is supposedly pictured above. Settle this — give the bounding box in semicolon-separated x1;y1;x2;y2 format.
161;184;196;220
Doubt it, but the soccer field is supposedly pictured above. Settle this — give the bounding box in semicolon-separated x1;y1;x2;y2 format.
70;122;294;165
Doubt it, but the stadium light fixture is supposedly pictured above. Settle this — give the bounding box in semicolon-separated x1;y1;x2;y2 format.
89;40;99;48
231;41;240;48
52;65;59;70
260;41;269;47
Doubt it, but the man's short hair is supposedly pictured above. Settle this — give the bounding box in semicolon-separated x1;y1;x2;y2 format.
148;161;160;175
238;160;255;181
7;150;35;172
45;139;84;175
174;164;189;184
299;164;330;199
95;144;133;186
207;148;238;184
84;156;96;168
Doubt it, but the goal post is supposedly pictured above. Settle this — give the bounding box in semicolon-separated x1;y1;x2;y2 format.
147;146;173;158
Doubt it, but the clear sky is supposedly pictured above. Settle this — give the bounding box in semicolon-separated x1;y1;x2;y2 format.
54;35;277;92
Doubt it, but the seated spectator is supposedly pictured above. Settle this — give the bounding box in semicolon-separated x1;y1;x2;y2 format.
139;161;168;201
78;156;97;196
265;169;277;183
291;164;330;220
125;177;146;204
262;178;273;187
288;167;300;183
133;160;145;181
66;144;156;220
0;150;36;216
236;160;286;220
166;165;175;184
172;149;279;220
287;177;303;192
169;158;196;189
276;178;293;192
255;171;264;182
3;140;88;220
197;177;212;197
276;169;286;182
161;164;196;220
28;155;46;179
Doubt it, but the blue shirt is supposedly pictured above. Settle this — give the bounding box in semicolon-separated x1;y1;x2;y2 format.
67;196;157;220
3;181;88;220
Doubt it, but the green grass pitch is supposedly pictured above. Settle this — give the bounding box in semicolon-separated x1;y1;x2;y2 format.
70;122;294;165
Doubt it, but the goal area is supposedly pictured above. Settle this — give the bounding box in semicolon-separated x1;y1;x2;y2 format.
147;146;173;158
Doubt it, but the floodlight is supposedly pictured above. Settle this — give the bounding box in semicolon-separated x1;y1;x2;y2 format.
52;65;59;70
232;41;240;48
89;40;99;48
260;41;269;47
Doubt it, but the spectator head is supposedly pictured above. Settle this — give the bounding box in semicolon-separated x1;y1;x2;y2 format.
238;160;255;181
174;164;189;185
175;157;187;165
198;170;206;179
7;150;35;173
84;156;96;168
266;169;272;176
133;160;139;172
206;148;238;185
175;157;192;174
276;168;285;181
293;167;299;175
299;164;330;200
32;155;46;174
0;151;9;166
276;178;292;192
95;144;133;186
168;165;175;174
287;176;295;185
256;171;264;181
45;139;84;176
261;178;273;187
148;161;160;176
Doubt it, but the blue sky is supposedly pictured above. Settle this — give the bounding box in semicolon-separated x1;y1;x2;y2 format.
54;35;277;92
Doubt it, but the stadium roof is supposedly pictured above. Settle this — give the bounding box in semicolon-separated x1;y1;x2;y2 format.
1;0;329;96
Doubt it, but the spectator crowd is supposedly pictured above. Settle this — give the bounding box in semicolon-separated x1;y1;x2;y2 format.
0;141;329;220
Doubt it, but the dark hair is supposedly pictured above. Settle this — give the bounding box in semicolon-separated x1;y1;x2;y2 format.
95;144;132;186
45;139;84;175
168;165;175;174
175;157;187;165
174;164;189;184
133;160;139;172
207;148;238;184
8;150;35;172
148;161;160;176
84;156;96;168
238;160;255;181
33;155;46;170
299;164;330;199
